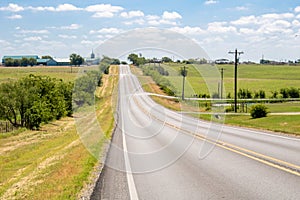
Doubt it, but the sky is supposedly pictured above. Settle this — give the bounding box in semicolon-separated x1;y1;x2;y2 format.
0;0;300;62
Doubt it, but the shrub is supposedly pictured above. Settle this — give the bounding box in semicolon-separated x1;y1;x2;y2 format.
250;104;268;119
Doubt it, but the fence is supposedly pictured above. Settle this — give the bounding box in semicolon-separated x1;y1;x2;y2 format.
0;121;17;133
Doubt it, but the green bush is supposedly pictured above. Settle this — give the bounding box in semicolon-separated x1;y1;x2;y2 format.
250;104;268;118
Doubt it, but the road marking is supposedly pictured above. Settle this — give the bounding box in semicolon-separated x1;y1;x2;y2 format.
132;94;300;177
120;66;139;200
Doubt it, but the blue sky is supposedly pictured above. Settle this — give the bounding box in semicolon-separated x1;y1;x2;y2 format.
0;0;300;62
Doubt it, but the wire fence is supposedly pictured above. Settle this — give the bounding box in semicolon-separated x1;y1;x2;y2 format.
0;121;17;133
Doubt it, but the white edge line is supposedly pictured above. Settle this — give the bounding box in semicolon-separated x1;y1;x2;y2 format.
121;67;139;200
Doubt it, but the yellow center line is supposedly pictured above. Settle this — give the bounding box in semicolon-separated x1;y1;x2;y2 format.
132;95;300;177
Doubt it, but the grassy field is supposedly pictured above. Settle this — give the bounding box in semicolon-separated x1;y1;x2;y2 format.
0;66;118;199
0;66;98;83
134;64;300;135
160;63;300;97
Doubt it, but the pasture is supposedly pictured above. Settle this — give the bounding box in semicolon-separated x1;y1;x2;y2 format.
160;63;300;98
0;66;98;83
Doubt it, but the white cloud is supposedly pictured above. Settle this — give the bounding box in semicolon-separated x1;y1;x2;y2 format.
146;15;160;21
231;15;258;25
7;14;22;19
61;24;81;30
235;6;249;11
120;10;144;18
169;26;205;35
58;34;77;39
124;19;145;25
56;4;81;12
89;28;123;34
20;29;49;34
148;19;177;26
162;11;182;20
207;22;237;33
24;36;42;41
0;40;10;46
292;20;300;27
85;4;123;13
204;0;218;5
0;3;24;12
91;12;114;18
261;13;294;20
295;6;300;13
27;6;55;12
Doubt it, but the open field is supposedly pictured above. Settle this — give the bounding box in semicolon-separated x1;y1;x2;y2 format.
133;64;300;135
161;63;300;97
0;66;98;83
0;66;118;199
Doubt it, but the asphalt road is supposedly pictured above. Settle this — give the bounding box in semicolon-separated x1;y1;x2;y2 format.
91;65;300;200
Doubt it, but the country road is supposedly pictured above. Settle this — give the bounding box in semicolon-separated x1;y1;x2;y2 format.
91;65;300;200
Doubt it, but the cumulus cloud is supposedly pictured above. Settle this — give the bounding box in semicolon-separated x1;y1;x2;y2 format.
162;11;182;20
89;28;123;34
85;4;123;13
0;3;24;12
60;24;81;30
58;34;77;39
7;14;22;19
20;29;49;34
295;6;300;13
235;6;249;11
24;36;42;41
120;10;144;18
56;4;81;11
169;26;205;35
92;12;114;18
204;0;218;5
123;19;145;25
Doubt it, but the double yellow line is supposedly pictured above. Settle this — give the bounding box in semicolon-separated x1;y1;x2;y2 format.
132;95;300;177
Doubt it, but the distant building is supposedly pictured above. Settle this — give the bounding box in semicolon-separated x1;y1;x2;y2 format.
85;50;100;65
55;58;71;66
215;59;231;64
37;58;57;66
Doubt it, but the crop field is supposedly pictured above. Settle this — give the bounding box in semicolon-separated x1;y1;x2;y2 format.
160;63;300;98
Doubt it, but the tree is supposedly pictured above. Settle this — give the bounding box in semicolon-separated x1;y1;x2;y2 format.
21;57;29;67
41;55;53;59
4;58;14;66
162;56;172;63
128;53;139;65
70;53;84;66
28;58;37;66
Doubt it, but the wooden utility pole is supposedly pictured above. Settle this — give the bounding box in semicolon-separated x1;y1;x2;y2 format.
181;65;187;100
228;49;243;112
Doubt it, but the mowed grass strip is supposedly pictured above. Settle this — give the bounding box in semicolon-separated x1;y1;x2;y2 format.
0;65;118;199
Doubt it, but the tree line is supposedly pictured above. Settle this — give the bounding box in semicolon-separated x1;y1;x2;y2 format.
0;56;118;130
0;75;73;129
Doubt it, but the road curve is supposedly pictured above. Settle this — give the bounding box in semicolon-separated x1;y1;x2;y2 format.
91;65;300;200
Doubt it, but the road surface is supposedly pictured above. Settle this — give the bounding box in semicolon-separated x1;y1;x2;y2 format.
91;65;300;200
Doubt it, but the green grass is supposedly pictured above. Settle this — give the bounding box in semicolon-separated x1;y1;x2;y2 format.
0;65;118;199
159;63;300;97
0;66;98;83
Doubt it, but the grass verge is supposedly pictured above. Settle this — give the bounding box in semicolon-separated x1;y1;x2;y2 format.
0;65;118;199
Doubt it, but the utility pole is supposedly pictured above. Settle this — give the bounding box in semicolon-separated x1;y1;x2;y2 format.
181;65;187;100
228;49;243;113
220;68;224;99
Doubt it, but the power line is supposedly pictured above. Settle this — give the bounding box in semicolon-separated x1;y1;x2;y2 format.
228;49;244;113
